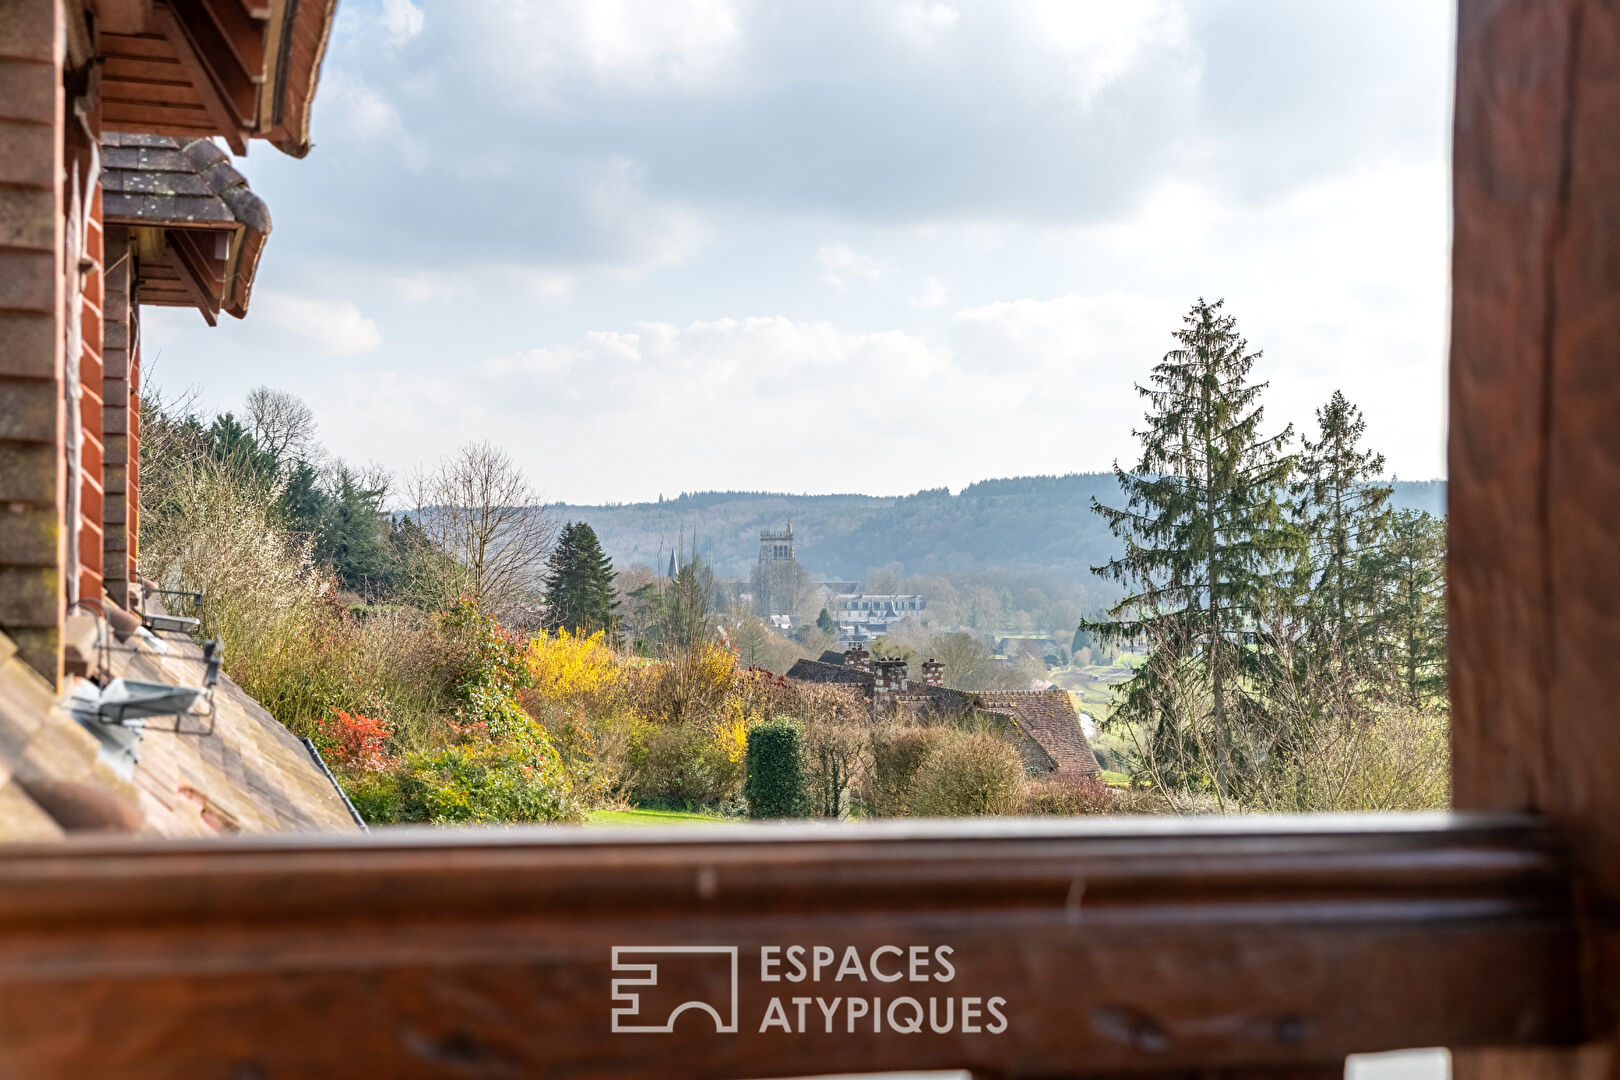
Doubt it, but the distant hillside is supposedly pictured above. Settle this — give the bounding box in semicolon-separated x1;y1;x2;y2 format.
554;474;1446;586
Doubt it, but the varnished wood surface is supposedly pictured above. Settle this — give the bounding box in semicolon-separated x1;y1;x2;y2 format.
0;814;1579;1078
1449;0;1620;1040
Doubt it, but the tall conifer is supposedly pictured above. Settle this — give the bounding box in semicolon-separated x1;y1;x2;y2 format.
1291;390;1393;672
1087;299;1297;796
542;522;618;637
1378;509;1447;707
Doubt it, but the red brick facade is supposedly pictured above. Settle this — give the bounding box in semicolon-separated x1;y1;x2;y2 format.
0;0;66;683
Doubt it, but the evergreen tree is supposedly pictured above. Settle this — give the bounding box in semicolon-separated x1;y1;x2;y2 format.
278;461;398;598
1378;509;1447;707
1086;299;1297;796
316;467;396;596
816;607;836;636
1290;390;1393;674
204;412;280;483
542;522;618;636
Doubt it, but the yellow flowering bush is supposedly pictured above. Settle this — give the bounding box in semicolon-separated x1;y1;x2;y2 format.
525;628;621;702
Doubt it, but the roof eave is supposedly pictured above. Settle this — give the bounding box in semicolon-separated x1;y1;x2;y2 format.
261;0;341;158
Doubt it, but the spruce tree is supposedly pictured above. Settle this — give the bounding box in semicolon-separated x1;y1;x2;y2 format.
1087;298;1297;796
1378;509;1447;708
1287;391;1394;707
542;522;618;637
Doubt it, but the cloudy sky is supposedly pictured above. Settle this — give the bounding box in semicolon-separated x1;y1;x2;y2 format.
145;0;1454;504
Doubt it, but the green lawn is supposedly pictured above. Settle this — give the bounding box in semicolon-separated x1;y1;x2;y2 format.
586;807;728;827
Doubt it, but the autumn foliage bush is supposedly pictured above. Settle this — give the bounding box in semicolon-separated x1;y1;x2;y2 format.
315;708;395;772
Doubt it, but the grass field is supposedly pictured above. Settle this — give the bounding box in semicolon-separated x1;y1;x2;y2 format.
586;807;728;827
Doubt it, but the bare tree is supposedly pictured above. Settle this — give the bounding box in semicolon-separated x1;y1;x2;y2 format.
243;385;317;463
406;441;557;619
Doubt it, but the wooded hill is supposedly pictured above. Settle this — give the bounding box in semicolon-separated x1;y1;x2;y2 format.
554;474;1446;586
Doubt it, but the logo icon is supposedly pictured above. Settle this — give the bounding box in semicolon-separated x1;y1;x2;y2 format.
611;946;740;1033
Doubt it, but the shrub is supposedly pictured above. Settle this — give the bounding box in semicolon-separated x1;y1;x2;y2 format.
526;627;620;701
631;639;741;726
1017;769;1114;815
521;628;635;805
803;720;867;819
398;720;582;824
1242;707;1451;813
744;718;808;819
633;722;745;806
864;724;942;817
439;598;532;739
909;730;1023;817
341;770;405;824
315;708;395;772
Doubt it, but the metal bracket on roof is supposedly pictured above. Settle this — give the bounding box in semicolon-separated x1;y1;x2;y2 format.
72;637;226;738
142;589;204;636
67;681;142;779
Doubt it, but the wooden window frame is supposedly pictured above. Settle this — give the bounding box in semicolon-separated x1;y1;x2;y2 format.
0;2;1613;1077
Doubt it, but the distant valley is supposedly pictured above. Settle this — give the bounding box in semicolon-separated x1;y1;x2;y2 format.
554;473;1447;587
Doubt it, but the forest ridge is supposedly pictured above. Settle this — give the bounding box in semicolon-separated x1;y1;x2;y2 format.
555;475;1447;585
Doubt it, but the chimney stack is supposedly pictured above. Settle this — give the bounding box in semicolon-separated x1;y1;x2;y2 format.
921;658;944;687
844;642;871;671
873;657;909;703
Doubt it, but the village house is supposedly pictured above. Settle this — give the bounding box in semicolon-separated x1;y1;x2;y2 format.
0;0;356;838
827;591;927;645
786;645;1101;776
996;634;1066;665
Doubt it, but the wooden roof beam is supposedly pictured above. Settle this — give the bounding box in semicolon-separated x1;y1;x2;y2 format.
95;0;156;35
192;0;268;88
152;3;246;153
162;0;258;125
164;229;222;325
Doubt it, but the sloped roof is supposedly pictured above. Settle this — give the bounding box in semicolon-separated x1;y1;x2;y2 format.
786;658;874;690
817;650;848;665
972;690;1100;775
102;133;271;319
0;625;359;840
97;0;340;158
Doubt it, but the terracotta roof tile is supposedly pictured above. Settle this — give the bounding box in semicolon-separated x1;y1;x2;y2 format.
971;690;1100;775
0;625;359;841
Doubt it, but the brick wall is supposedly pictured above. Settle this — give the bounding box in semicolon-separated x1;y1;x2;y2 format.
0;0;65;684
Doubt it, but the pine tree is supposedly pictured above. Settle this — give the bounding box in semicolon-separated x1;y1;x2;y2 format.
542;522;618;637
1286;391;1394;710
1378;509;1447;708
1087;299;1297;796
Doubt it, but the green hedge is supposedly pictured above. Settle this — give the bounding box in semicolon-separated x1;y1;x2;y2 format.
744;718;808;819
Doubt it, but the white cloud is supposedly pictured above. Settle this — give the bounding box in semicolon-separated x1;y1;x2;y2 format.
586;158;710;274
151;1;1453;500
468;0;741;102
818;243;896;290
255;294;383;356
894;2;960;48
320;71;426;167
1019;0;1196;110
379;0;424;44
909;275;949;308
